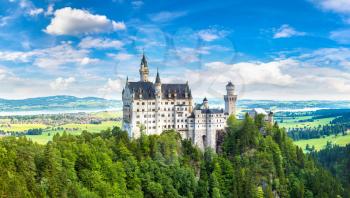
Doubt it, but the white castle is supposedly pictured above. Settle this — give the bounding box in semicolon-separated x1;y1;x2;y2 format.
122;54;237;150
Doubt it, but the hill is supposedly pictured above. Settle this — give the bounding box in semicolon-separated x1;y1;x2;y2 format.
0;115;345;197
0;96;121;114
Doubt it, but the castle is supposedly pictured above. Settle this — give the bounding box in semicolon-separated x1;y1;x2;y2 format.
122;54;237;150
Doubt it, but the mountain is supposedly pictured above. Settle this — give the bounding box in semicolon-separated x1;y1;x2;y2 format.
0;95;121;113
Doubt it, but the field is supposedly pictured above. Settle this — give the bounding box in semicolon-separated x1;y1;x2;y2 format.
278;116;334;129
0;111;122;144
27;121;121;144
0;123;48;132
294;132;350;151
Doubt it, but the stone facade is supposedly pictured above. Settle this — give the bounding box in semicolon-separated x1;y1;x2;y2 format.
122;54;237;150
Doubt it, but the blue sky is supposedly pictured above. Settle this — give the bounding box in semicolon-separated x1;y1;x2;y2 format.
0;0;350;100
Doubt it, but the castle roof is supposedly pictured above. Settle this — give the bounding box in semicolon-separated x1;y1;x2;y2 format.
141;53;148;68
127;81;192;100
227;81;234;87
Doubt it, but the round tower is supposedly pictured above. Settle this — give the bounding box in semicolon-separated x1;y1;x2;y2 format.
139;53;149;82
203;97;209;109
224;81;237;115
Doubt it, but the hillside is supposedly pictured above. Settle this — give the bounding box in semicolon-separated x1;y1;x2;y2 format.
0;96;121;114
0;115;345;197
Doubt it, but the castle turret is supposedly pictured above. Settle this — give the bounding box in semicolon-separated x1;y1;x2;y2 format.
139;53;149;82
155;68;161;98
203;97;209;109
224;81;237;115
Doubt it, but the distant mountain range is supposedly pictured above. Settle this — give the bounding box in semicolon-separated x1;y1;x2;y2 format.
0;96;121;114
0;95;349;116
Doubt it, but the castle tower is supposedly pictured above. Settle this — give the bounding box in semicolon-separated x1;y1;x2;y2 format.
203;97;209;109
139;53;149;82
224;81;237;115
155;68;161;98
154;69;162;134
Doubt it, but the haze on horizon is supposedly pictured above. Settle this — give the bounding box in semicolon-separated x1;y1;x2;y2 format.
0;0;350;100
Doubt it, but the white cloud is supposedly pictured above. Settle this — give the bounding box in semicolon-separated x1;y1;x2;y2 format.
310;0;350;14
29;8;44;16
330;29;350;44
273;24;306;39
45;4;54;16
0;68;8;80
0;16;13;26
178;47;350;100
203;60;295;86
198;29;228;42
108;53;133;61
80;57;99;65
99;78;124;99
310;0;350;23
78;37;124;49
50;77;76;90
45;7;126;36
149;11;187;23
0;42;97;69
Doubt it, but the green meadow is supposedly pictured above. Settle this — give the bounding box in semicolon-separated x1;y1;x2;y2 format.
278;116;334;129
26;121;121;144
294;132;350;151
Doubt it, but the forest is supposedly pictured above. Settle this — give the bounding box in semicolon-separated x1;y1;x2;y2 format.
0;115;346;197
311;143;350;197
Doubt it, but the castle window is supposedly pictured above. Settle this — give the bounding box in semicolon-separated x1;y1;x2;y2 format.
171;102;174;104
136;115;140;118
137;102;139;105
137;109;139;112
183;102;185;105
152;102;155;105
142;102;145;105
165;102;168;105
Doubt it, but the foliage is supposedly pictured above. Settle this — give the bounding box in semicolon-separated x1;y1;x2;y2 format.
0;116;345;197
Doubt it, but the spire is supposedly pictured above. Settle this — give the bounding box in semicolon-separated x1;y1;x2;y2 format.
141;51;148;68
155;68;161;84
125;76;129;88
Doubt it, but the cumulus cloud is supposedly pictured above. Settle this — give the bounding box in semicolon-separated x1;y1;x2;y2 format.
310;0;350;14
80;57;99;65
310;0;350;23
273;24;306;39
78;37;124;49
45;7;126;35
180;47;350;100
108;53;133;61
0;42;97;69
99;78;124;98
198;28;228;42
149;11;187;23
28;8;44;16
50;77;76;90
